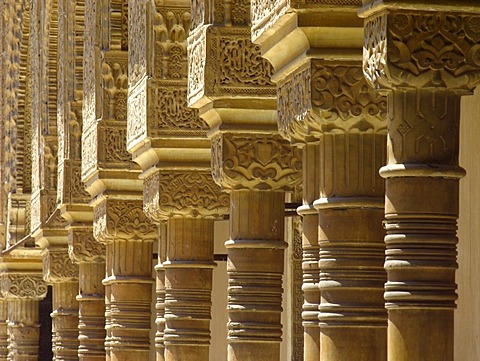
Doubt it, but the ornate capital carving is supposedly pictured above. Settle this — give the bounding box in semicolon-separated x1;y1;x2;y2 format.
93;198;158;243
277;60;387;142
211;132;302;191
1;274;48;300
363;11;480;91
69;228;106;264
43;248;79;283
143;170;229;222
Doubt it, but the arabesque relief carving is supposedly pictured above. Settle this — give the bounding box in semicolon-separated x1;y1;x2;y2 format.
68;229;106;264
364;12;480;91
1;274;48;299
144;170;229;221
211;133;302;190
93;199;157;243
42;249;78;283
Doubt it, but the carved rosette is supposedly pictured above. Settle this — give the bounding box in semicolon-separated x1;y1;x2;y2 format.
363;11;480;91
144;170;229;222
93;198;158;244
211;132;302;191
68;228;106;264
43;248;79;283
1;274;48;300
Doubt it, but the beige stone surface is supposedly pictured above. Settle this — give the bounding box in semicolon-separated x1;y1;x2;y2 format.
457;88;480;361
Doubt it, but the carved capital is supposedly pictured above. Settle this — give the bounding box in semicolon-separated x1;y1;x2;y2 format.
363;11;480;91
43;248;79;283
144;170;229;222
211;132;302;191
68;228;105;264
277;60;387;142
1;274;48;300
93;198;158;243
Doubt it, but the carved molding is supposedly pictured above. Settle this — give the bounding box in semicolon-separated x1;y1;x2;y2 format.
143;170;229;222
363;11;480;91
211;132;302;191
1;274;48;300
93;198;158;243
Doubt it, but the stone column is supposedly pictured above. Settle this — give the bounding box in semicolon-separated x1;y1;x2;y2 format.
298;144;320;361
93;199;156;361
187;2;302;360
361;4;480;360
251;3;390;359
1;273;47;361
210;134;302;361
127;1;226;360
68;228;106;360
43;250;79;361
143;170;229;361
82;1;157;360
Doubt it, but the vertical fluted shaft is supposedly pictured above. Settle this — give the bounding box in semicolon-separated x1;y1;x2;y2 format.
315;132;387;361
381;89;462;361
7;299;40;361
0;300;8;360
77;263;105;360
51;282;79;361
104;240;154;361
298;144;320;361
227;190;286;361
163;217;215;361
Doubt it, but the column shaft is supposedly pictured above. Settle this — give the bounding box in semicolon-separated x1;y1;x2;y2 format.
7;299;40;361
105;240;154;361
299;144;320;361
316;132;387;361
227;190;286;361
51;282;79;361
383;89;461;361
163;217;215;361
78;263;106;360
